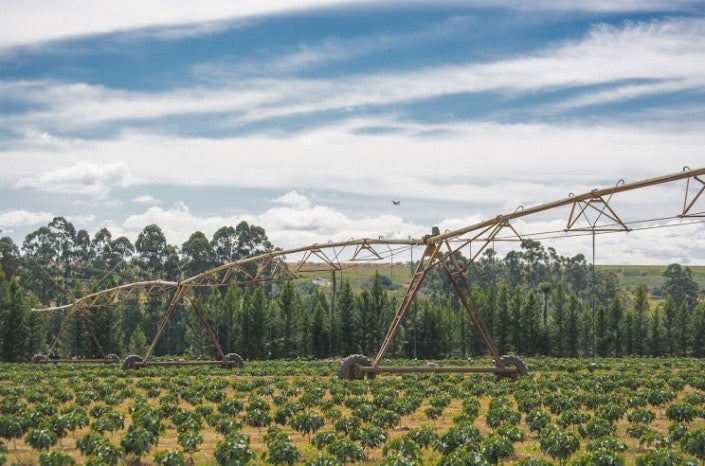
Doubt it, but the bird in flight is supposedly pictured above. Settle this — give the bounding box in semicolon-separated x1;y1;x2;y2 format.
391;200;400;206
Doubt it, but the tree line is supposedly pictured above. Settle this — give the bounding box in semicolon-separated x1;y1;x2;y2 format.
0;217;704;361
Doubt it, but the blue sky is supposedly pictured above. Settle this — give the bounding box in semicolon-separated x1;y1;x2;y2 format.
2;0;705;264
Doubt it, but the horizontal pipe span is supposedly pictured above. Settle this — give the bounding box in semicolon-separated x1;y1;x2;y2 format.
359;365;518;374
432;166;705;243
138;360;236;366
35;359;119;364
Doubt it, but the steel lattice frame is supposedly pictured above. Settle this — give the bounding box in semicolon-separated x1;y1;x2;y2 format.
31;166;705;375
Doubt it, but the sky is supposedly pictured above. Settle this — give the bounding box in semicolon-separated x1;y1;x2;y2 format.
2;0;705;265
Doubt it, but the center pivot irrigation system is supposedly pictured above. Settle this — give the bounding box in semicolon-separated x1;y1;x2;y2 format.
31;167;705;379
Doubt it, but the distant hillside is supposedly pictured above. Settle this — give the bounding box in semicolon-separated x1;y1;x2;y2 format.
598;264;705;297
291;262;705;297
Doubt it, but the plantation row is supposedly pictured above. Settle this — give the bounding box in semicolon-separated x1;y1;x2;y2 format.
1;358;705;465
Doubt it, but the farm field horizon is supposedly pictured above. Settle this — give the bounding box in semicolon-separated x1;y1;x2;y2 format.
2;357;705;465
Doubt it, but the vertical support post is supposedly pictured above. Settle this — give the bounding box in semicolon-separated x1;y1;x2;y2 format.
48;306;80;356
81;314;106;358
189;297;226;360
437;244;502;364
144;284;188;361
373;242;441;367
592;225;597;363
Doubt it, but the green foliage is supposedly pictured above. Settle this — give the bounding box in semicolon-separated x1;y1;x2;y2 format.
326;438;365;463
120;425;157;458
25;428;58;451
568;447;624;466
214;432;255;465
540;425;580;463
38;450;76;466
681;428;705;460
153;449;187;466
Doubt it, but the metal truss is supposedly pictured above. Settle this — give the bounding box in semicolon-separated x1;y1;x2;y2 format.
31;166;705;374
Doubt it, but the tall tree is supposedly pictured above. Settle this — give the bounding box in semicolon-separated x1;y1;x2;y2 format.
663;297;677;355
277;282;297;357
566;293;580;357
632;284;648;355
337;280;356;357
494;282;510;355
692;301;705;357
551;283;566;356
181;231;215;278
608;296;624;356
676;300;689;356
0;267;30;361
663;263;699;309
521;290;541;355
648;308;666;356
134;225;168;278
311;301;328;358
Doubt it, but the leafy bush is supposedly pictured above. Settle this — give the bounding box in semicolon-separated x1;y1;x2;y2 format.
214;432;254;465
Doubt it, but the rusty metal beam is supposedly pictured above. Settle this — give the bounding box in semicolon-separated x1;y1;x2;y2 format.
432;167;705;243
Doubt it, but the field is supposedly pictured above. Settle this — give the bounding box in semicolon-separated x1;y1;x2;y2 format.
2;358;705;465
294;263;705;296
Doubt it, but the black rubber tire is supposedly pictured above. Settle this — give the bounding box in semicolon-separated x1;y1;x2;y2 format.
104;353;120;363
31;353;49;364
338;354;375;380
122;354;144;370
498;355;528;379
222;352;245;369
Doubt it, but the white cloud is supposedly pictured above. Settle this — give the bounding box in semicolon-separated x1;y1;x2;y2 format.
119;195;429;249
5;17;705;132
13;161;140;197
0;0;367;50
0;209;54;227
3;0;700;50
274;191;311;210
132;195;162;206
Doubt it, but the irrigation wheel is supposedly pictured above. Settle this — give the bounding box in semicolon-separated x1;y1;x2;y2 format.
498;354;528;379
338;354;375;380
31;353;49;364
122;354;144;370
222;352;245;369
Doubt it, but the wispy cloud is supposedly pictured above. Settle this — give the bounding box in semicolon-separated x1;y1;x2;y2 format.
14;161;140;197
5;17;705;133
132;195;162;206
3;0;701;51
193;15;479;78
0;209;54;228
0;0;367;50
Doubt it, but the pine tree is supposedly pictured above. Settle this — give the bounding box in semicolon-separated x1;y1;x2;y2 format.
221;286;240;354
632;284;648;355
551;283;566;357
692;301;705;357
509;287;523;352
370;272;388;351
623;310;634;355
494;282;510;355
649;308;666;356
566;293;580;358
245;287;267;359
0;273;30;361
337;280;356;356
521;290;541;355
677;300;689;356
663;297;676;355
595;305;608;357
311;301;328;358
128;326;148;355
608;296;624;356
